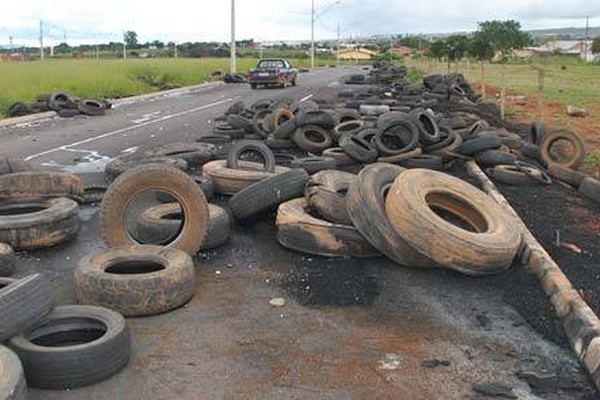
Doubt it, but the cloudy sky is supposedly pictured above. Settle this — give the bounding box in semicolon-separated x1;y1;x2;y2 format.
1;0;600;46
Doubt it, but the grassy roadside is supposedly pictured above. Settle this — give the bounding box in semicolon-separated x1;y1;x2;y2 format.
0;57;336;118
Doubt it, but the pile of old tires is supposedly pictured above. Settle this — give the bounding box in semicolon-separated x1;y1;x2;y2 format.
7;91;111;118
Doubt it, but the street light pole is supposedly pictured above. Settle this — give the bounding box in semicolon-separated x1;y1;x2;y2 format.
336;21;340;66
230;0;237;74
310;0;315;70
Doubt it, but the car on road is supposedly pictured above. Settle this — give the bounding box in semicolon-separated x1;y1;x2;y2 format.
247;58;298;89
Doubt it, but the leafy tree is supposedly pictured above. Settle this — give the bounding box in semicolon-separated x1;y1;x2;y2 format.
445;35;469;62
476;20;532;60
428;39;447;60
469;32;495;61
592;37;600;55
124;31;138;48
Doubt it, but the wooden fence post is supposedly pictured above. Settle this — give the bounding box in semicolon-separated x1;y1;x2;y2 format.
480;61;486;98
500;63;506;120
538;68;546;123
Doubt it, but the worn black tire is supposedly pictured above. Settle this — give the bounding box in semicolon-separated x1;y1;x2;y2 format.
0;198;80;250
48;92;74;112
474;129;522;150
530;122;547;144
373;124;419;156
408;108;440;145
339;134;378;163
305;170;356;225
334;109;361;125
105;155;188;183
196;135;232;145
0;345;27;399
548;164;587;188
145;142;215;169
385;169;522;275
486;163;552;186
265;136;296;149
346;163;434;267
295;110;336;129
76;245;195;316
454;136;502;157
81;183;109;205
0;274;54;342
272;118;298;140
224;100;245;115
58;109;81;118
78;100;106;116
9;305;131;389
227;114;253;132
475;150;518;167
579;177;600;203
101;164;209;255
0;172;84;201
292;125;333;153
540;130;586;170
276;198;380;258
333;120;365;140
519;142;543;162
227;140;276;173
398;154;445;170
0;243;15;276
290;157;337;174
322;147;356;167
229;169;309;220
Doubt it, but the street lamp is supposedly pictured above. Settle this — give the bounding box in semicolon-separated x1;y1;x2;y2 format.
311;0;341;70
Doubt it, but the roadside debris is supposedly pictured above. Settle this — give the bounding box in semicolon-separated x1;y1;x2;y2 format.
567;105;588;118
7;91;111;119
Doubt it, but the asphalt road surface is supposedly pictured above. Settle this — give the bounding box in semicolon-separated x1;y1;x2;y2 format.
1;67;597;399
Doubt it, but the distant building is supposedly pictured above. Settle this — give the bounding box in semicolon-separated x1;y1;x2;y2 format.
515;40;596;62
390;46;413;57
337;47;378;60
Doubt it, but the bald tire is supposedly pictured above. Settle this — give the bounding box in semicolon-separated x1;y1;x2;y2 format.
548;164;587;188
305;170;356;225
385;169;522;276
346;163;434;268
101;164;209;255
226;140;276;173
136;203;231;250
144;142;215;169
0;158;35;176
276;198;380;258
8;305;130;390
0;172;84;201
579;177;600;203
0;243;15;276
0;274;54;342
75;245;195;316
0;346;27;400
540;130;586;170
229;169;309;221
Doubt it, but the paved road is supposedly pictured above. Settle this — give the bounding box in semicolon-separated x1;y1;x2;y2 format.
0;67;348;173
1;68;596;399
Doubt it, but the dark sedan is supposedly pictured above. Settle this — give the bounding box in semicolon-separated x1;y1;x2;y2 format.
247;58;298;89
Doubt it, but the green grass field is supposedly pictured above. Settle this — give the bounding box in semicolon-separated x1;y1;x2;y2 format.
0;57;332;118
407;58;600;107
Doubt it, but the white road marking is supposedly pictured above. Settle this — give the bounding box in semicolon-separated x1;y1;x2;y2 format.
299;94;314;102
25;97;239;161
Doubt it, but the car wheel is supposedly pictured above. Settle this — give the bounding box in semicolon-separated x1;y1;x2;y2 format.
250;83;257;89
292;78;297;86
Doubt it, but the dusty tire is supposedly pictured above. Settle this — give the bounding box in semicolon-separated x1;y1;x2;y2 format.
144;142;215;169
229;169;309;220
276;198;380;258
540;130;586;170
579;177;600;203
290;157;337;174
455;136;502;157
292;125;333;153
295;110;336;130
398;154;445;170
377;147;422;164
8;305;131;389
202;160;289;195
408;108;440;145
78;100;106;116
82;183;109;205
548;164;587;188
0;346;27;400
346;163;434;267
0;243;15;276
136;203;231;250
475;150;518;167
105;155;188;183
305;170;356;225
0;274;54;342
385;169;522;275
0;198;80;250
226;140;276;173
487;163;552;186
101;164;209;255
425;129;463;156
0;172;84;201
266;136;296;150
75;245;195;316
322;147;356;167
333;120;365;140
374;124;419;156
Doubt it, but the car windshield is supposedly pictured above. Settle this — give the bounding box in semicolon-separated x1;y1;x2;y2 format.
258;60;285;69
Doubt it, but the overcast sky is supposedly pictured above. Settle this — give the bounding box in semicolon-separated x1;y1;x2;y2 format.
1;0;600;46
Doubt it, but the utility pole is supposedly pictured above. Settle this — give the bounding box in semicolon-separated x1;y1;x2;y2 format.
336;21;340;66
310;0;315;70
39;21;44;61
230;0;236;74
95;44;99;60
123;31;127;60
389;35;393;63
584;15;590;62
174;42;178;59
9;36;13;46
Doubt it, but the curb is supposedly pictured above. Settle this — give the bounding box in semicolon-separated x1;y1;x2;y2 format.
0;81;226;129
466;160;600;392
